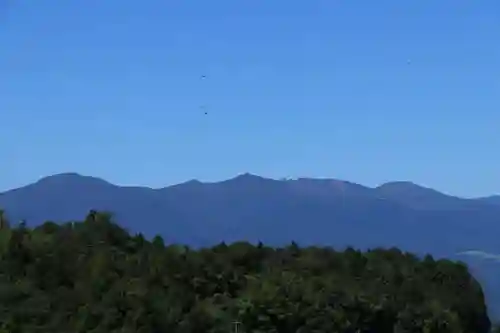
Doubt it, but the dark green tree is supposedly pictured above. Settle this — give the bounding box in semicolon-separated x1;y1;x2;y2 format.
0;208;491;332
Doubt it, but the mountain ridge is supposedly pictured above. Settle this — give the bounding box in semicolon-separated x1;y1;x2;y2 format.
7;172;498;201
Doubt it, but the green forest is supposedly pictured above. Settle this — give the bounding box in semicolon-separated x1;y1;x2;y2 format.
0;209;493;332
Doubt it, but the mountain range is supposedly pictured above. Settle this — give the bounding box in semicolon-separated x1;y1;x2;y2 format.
1;172;499;319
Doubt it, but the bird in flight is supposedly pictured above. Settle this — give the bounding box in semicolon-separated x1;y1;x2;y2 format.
200;75;207;115
200;105;208;115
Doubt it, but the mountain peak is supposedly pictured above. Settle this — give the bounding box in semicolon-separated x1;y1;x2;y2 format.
376;181;437;193
374;181;469;210
35;173;112;187
236;172;263;178
229;173;271;182
170;179;204;189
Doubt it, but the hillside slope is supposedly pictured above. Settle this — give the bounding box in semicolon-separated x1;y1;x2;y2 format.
0;216;491;332
1;172;500;318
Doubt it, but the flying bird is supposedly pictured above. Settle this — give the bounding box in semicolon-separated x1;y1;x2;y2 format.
200;105;208;115
200;75;208;115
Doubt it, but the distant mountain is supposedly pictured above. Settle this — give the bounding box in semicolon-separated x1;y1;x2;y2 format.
1;172;500;319
477;195;500;206
375;181;480;210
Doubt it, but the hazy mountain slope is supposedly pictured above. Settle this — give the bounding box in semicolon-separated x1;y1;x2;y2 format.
1;172;500;319
477;195;500;206
1;173;499;253
374;181;497;211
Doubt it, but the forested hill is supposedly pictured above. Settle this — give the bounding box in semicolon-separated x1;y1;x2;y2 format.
0;210;491;332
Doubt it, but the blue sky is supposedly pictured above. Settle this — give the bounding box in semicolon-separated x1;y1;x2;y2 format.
1;0;499;197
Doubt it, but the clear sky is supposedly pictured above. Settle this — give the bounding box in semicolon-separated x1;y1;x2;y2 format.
1;0;499;197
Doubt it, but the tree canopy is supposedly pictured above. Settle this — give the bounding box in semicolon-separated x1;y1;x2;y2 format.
0;209;491;332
